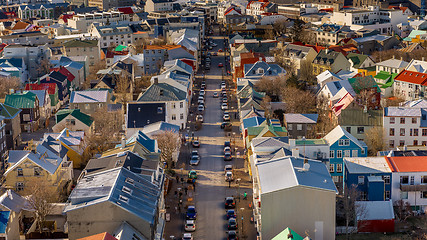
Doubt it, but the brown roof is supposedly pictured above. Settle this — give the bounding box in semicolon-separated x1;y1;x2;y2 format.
77;232;118;240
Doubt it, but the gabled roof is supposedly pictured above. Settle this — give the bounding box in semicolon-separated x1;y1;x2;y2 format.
113;221;146;240
127;102;166;128
244;61;285;77
65;167;161;225
126;130;158;153
25;83;57;95
257;157;337;194
384;107;421;117
348;75;380;93
242;116;266;129
272;227;304;240
0;103;20;119
137;83;186;102
56;109;93;127
70;89;110;103
63;39;98;48
346;53;370;69
284;114;318;124
4;91;38;109
394;70;427;86
77;232;118;240
0;190;31;213
401;99;427;108
0;211;9;234
26;90;47;107
324;125;365;149
317;70;341;84
141;121;179;137
339;108;382;126
376;58;408;69
313;49;342;65
355;201;394;221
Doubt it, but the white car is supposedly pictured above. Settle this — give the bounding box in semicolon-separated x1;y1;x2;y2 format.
198;99;204;105
221;103;228;110
225;171;234;182
196;115;204;122
198;105;205;111
185;220;196;232
182;233;193;240
223;114;230;121
224;164;233;173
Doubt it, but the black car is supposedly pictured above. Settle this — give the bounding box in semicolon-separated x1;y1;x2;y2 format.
226;209;236;219
221;122;232;129
227;231;238;240
192;140;200;148
225;197;235;208
224;141;231;148
227;218;238;230
224;152;232;161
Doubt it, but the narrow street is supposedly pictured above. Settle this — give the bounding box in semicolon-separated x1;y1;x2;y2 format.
165;29;256;240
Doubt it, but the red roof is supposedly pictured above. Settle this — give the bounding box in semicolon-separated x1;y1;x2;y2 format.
105;50;128;59
291;42;326;53
118;7;134;14
388;6;409;13
57;66;75;82
394;70;427;86
59;14;74;23
25;83;57;95
77;232;118;240
224;7;241;16
386;156;427;172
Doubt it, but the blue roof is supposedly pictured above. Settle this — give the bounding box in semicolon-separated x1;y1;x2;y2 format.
243;116;266;129
126;131;157;153
0;211;10;234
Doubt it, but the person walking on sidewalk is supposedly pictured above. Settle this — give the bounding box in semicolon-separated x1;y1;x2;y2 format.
243;191;247;200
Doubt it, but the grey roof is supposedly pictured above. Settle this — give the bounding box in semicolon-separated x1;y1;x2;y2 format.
384;107;422;117
0;190;32;213
344;157;391;174
137;83;186;102
284;114;318;124
251;137;288;149
376;58;408;69
257;157;337;194
113;221;147;240
324;125;365;149
26;90;47;107
355;201;394;221
353;35;392;43
70;90;109;103
401;99;427;108
66;167;161;225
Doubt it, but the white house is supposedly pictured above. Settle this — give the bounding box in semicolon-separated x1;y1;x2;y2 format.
67;11;130;32
376;58;409;74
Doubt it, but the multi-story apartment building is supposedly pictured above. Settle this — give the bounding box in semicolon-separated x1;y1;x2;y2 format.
88;23;147;49
393;70;427;101
246;0;277;16
145;0;176;13
383;105;427;148
67;11;131;32
18;3;68;20
376;58;409;74
315;24;352;46
88;0;136;11
62;40;100;68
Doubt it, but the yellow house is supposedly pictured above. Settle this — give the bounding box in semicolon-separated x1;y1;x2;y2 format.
43;128;88;169
3;145;73;194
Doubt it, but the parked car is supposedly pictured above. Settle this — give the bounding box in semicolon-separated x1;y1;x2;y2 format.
212;52;218;56
225;171;233;182
191;150;199;157
185;220;196;232
198;99;204;105
218;63;224;68
205;65;210;70
213;92;219;98
223;114;230;121
226;209;237;220
221;103;228;110
225;197;235;208
182;233;193;240
201;82;206;88
224;152;232;161
212;43;218;47
228;218;238;230
224;146;231;153
186;206;197;220
218;49;223;52
198;105;204;111
224;141;231;148
221;122;232;129
224;164;233;173
190;156;200;166
208;45;213;50
227;231;238;240
196;115;203;122
192;140;200;148
223;96;228;102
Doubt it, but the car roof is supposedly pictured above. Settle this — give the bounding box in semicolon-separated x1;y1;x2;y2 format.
186;220;194;224
226;171;232;175
226;196;234;200
225;165;232;168
184;233;192;237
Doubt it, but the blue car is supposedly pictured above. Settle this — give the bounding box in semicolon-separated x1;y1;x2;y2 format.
226;209;236;220
186;206;197;220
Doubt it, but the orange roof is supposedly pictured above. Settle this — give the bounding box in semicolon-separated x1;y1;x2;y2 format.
11;21;29;30
143;45;181;50
388;6;409;13
386;156;427;172
394;70;427;86
77;232;117;240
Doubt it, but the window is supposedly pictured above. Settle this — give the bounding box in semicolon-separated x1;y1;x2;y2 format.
330;150;334;158
337;150;342;158
34;167;41;176
172;103;176;109
360;192;367;200
399;140;405;146
412;118;417;124
400;117;405;124
383;175;390;184
336;164;342;172
400;176;409;184
329;163;334;172
16;182;24;191
23;114;30;122
297;124;302;131
423;129;427;136
422;176;427;184
400;128;405;136
410;176;415;185
401;191;408;199
180;113;184;120
344;150;350;157
85;104;90;110
171;114;176;120
385;191;390;200
357;127;365;134
414;140;418;146
346;127;351;133
17;168;23;176
358;176;364;184
352;150;358;157
288;124;293;130
390;117;395;124
157;107;163;114
180;102;183;108
414;129;419;136
389;140;395;148
339;139;350;146
389;128;395;136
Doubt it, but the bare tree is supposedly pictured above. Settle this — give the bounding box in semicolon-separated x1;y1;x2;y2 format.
383;95;405;107
260;95;272;119
114;72;133;107
272;18;291;37
282;87;316;113
299;60;315;86
263;29;275;40
25;179;58;234
0;76;20;98
394;199;412;221
37;59;51;77
254;76;286;101
337;184;364;239
85;60;106;89
371;49;427;62
154;130;180;169
364;126;386;155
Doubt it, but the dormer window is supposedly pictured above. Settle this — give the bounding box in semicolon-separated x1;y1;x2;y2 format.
257;68;264;74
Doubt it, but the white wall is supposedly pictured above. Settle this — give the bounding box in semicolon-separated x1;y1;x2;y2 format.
391;172;427;212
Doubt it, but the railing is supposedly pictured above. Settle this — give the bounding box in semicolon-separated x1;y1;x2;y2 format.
400;184;427;192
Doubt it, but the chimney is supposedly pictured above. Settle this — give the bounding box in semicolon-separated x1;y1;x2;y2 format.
292;148;299;157
400;56;403;61
66;129;69;137
289;139;296;149
121;136;126;149
259;57;262;62
392;55;395;59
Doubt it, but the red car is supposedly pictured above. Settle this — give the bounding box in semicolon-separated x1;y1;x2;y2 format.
218;63;224;68
218;49;223;52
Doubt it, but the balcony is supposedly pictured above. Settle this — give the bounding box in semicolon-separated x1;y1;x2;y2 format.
400;184;427;192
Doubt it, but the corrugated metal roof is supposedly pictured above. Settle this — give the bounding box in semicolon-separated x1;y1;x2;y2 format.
137;83;186;101
355;201;394;220
56;109;93;127
384;107;421;117
4;91;37;109
284;113;318;124
0;190;31;213
70;90;109;103
339;108;382;126
344;157;391;173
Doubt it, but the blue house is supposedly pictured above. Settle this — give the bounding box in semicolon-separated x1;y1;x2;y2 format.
343;157;392;201
324;125;367;184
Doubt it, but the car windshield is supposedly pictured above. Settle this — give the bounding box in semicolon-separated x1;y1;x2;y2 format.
226;198;233;203
228;210;235;214
188;208;195;214
191;156;198;160
225;152;231;156
229;219;236;224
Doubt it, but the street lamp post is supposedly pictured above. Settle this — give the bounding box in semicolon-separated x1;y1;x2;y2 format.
240;208;245;237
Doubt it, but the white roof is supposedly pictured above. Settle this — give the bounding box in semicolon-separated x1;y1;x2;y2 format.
316;70;341;84
324;125;365;149
344;157;391;173
356;201;394;221
406;59;427;73
376;58;409;69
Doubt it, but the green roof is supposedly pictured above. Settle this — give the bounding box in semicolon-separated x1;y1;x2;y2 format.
375;71;398;89
4;91;37;109
272;227;304;240
338;108;383;126
56;109;93;127
347;53;369;69
296;138;327;145
374;71;392;80
0;103;21;119
115;45;128;51
63;39;98;48
348;75;381;94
